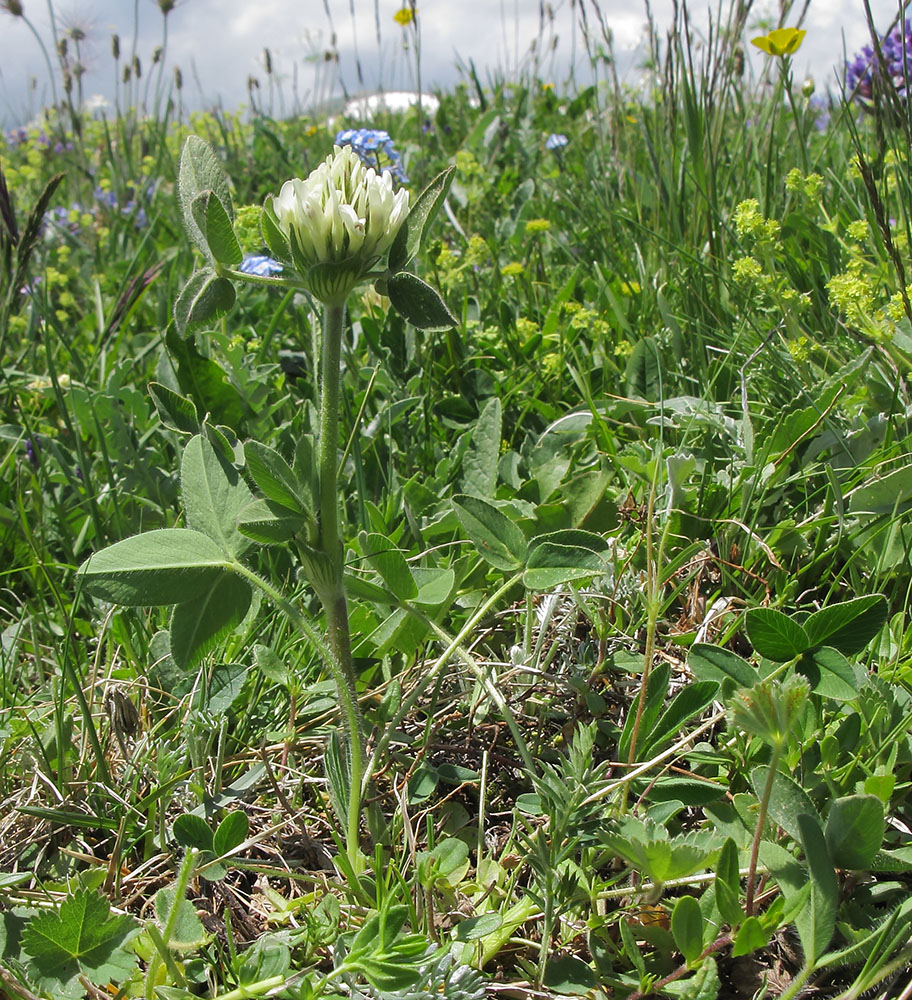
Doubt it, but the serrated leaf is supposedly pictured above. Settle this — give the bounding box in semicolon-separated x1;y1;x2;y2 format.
182;433;253;558
452;493;527;570
213;810;249;856
21;888;138;994
795;812;837;963
824;795;884;870
179;136;233;256
79;528;230;605
149;382;199;435
672;895;704;966
169;572;252;670
688;643;757;690
745;607;808;661
174;268;236;336
387;271;456;330
802;595;888;656
190;189;242;267
244;440;308;515
389;165;455;272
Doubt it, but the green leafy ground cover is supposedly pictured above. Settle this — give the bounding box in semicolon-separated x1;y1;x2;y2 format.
2;3;912;998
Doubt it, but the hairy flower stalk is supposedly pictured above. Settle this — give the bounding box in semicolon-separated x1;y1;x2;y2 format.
263;145;410;867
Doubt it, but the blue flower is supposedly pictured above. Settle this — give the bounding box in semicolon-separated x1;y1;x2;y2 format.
334;127;409;184
239;255;284;277
545;133;568;150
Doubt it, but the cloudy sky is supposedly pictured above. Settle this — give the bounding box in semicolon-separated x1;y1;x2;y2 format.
0;0;903;127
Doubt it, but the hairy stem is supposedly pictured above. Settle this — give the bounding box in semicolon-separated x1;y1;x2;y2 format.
745;743;782;916
316;300;365;867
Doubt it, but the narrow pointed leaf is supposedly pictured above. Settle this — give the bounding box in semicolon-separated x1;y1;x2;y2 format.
796;812;837;963
389;165;455;272
244;440;307;514
641;680;720;756
387;271;456;330
461;397;502;498
715;838;743;926
149;382;199;435
237;497;305;545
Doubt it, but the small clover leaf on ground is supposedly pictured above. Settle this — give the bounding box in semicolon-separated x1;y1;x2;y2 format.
20;888;140;997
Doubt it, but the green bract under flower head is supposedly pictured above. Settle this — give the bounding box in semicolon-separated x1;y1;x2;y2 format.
264;144;410;304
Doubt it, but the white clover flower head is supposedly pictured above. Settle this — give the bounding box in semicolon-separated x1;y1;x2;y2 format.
267;144;409;303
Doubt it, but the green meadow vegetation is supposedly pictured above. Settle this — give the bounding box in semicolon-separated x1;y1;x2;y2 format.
3;1;912;997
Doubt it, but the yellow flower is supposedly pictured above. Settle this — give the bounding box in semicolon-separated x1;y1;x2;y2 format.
751;27;806;57
393;6;414;26
501;262;524;277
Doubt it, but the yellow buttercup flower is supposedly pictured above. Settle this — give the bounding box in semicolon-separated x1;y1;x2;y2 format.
393;6;414;26
751;27;806;57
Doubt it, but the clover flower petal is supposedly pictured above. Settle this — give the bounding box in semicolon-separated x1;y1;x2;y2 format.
267;144;410;303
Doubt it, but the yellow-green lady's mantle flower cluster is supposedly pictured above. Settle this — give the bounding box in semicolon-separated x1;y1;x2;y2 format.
264;144;409;304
